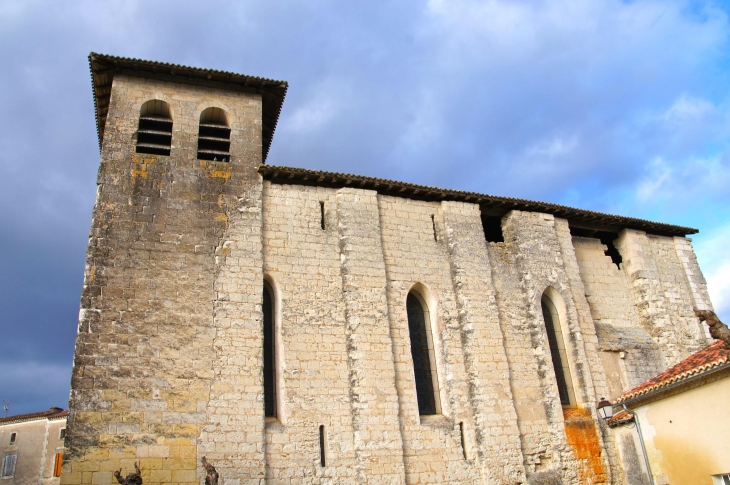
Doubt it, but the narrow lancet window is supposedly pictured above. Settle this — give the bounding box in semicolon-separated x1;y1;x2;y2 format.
319;425;326;467
136;100;172;156
263;281;276;417
407;291;439;415
197;107;231;161
541;294;576;406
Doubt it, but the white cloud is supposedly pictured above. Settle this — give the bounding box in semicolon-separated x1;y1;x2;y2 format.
526;135;578;158
0;0;43;23
633;152;730;205
285;99;337;134
662;95;716;125
695;222;730;320
636;157;673;201
423;0;728;74
280;78;351;135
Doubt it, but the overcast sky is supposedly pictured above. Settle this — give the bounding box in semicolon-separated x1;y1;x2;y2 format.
1;0;729;415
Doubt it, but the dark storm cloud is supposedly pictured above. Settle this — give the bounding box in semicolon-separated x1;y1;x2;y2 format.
1;0;729;414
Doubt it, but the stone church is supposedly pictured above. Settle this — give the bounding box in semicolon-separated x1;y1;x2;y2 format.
62;53;715;485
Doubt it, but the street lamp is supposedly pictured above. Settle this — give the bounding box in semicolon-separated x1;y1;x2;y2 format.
597;397;614;420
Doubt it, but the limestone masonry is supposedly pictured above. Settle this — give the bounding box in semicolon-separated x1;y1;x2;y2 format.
62;53;715;485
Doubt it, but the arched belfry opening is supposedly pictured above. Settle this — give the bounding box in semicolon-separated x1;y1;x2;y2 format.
136;100;172;156
406;289;441;415
263;280;277;418
541;290;576;406
197;107;231;161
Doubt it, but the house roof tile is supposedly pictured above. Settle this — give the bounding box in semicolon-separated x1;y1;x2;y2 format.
0;407;67;426
617;340;730;404
606;409;635;428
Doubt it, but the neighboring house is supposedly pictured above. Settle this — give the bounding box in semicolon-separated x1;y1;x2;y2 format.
0;407;67;485
610;340;730;485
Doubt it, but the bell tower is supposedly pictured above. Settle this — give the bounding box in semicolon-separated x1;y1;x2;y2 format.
63;53;286;485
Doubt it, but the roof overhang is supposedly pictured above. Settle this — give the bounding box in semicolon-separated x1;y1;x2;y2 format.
619;361;730;408
258;165;699;237
88;52;288;162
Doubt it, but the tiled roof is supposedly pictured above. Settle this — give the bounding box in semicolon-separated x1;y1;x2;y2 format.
617;341;730;404
88;53;288;162
49;410;69;420
0;407;67;426
606;409;635;428
258;165;698;236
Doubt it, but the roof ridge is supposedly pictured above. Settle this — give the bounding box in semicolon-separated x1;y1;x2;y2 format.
88;52;288;85
258;165;698;236
0;408;67;425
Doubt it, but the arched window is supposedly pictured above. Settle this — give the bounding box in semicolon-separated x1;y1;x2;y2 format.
407;290;440;415
541;292;576;406
136;100;172;156
263;281;277;417
197;107;231;161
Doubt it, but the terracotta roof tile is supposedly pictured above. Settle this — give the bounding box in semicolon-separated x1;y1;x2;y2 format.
617;341;730;403
0;407;67;426
606;409;635;428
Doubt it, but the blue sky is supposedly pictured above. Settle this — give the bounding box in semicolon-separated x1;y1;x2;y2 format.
0;0;729;415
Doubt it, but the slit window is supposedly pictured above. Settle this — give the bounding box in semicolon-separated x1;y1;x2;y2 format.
319;425;326;467
263;281;277;418
541;295;576;406
320;202;326;230
459;422;468;460
406;291;440;415
197;107;231;161
136;100;172;156
431;214;438;241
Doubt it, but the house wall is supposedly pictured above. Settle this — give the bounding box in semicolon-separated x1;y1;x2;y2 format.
41;419;66;485
634;375;730;485
0;417;65;485
63;70;716;485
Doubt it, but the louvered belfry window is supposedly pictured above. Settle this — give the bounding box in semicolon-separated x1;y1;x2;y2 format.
136;100;172;156
407;291;439;415
197;107;231;161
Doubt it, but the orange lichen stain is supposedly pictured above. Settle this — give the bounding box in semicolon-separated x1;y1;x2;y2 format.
563;407;608;484
132;155;157;179
200;160;231;179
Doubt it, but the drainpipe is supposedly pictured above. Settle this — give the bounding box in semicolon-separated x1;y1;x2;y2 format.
622;403;655;485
